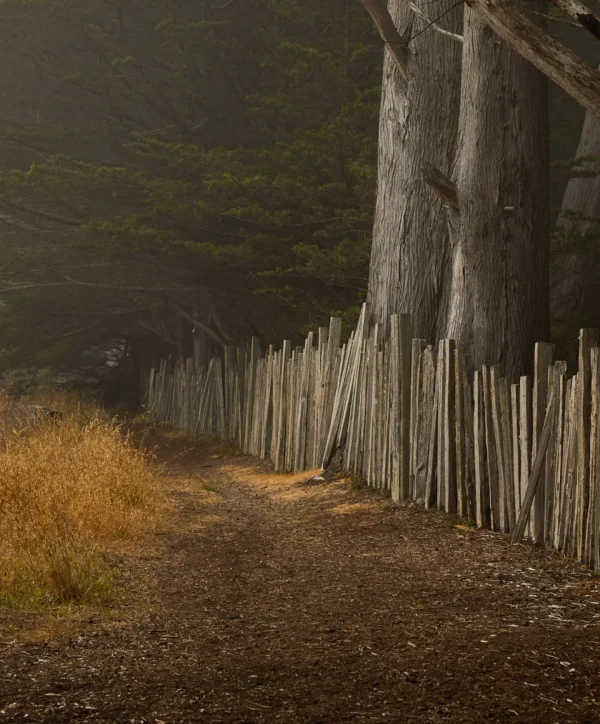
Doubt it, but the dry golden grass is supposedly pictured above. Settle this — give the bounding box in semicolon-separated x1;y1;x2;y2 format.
0;395;163;607
22;388;106;422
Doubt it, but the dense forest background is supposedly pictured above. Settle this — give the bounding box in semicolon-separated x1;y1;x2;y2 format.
0;0;597;399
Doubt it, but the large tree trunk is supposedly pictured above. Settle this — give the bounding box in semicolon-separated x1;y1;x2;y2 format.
366;0;463;340
551;108;600;337
445;4;550;378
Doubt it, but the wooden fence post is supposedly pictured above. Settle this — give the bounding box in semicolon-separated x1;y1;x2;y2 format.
145;315;600;573
590;349;600;571
512;381;558;544
577;329;599;561
482;366;499;530
532;342;554;541
416;345;435;504
410;339;427;500
274;340;291;471
425;345;440;509
398;315;413;501
441;339;456;514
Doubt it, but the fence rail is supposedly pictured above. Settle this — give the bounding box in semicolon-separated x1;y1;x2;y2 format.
143;305;600;572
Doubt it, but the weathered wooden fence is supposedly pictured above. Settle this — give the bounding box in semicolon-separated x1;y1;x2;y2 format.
143;305;600;572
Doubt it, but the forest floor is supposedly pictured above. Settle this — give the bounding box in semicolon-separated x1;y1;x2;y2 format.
1;426;600;723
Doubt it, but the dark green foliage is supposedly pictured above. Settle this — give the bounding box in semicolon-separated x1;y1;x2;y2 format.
0;0;381;382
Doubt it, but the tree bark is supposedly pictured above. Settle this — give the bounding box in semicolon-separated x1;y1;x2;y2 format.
192;321;210;370
174;315;193;359
467;0;600;120
551;107;600;335
365;0;463;340
445;4;550;379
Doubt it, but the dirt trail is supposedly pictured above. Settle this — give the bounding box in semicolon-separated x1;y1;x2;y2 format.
1;428;600;723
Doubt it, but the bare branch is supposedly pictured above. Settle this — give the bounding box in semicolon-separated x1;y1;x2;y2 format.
549;0;600;40
421;164;460;211
6;276;234;346
407;1;464;42
533;10;587;28
57;305;160;340
0;198;83;228
358;0;410;80
136;320;175;346
167;301;233;347
0;277;201;295
467;0;600;120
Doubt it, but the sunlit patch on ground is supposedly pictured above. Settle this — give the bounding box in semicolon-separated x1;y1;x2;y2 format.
327;502;379;516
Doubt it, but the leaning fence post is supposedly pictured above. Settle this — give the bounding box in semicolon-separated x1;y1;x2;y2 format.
532;342;554;541
512;382;558;545
410;339;427;500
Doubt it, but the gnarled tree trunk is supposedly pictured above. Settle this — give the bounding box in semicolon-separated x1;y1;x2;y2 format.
366;0;463;340
551;107;600;336
445;4;550;378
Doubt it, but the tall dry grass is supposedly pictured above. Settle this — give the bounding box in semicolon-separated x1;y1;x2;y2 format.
0;396;163;606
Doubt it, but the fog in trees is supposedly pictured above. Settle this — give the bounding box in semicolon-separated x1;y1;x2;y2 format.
0;0;598;398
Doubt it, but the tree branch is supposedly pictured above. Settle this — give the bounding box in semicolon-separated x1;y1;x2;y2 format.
167;300;233;347
0;277;204;295
421;164;460;211
0;197;83;228
407;1;464;42
57;305;160;340
549;0;600;40
358;0;410;80
467;0;600;120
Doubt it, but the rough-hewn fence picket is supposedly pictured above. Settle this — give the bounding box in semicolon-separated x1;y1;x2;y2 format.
143;304;600;572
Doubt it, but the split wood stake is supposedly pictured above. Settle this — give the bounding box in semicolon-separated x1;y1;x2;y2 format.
512;383;558;544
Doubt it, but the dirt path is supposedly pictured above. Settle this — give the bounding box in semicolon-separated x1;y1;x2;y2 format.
1;429;600;723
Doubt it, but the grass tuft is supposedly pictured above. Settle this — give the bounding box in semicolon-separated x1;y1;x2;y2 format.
0;395;163;607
